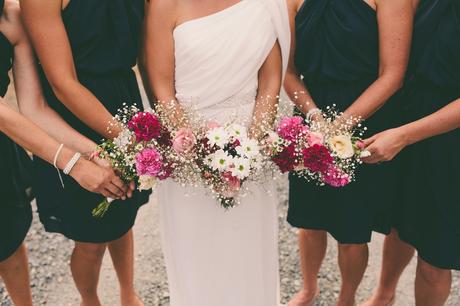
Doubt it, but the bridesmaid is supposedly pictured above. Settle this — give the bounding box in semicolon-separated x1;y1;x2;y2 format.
0;1;130;305
284;0;419;305
362;0;460;305
19;0;150;305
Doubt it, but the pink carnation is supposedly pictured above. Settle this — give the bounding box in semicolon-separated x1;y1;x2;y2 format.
306;132;324;146
172;128;196;153
277;116;309;142
222;172;241;192
323;166;350;187
303;144;334;173
128;112;162;142
135;148;163;177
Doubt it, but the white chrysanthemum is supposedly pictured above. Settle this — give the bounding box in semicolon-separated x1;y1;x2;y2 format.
226;123;247;140
206;127;230;148
113;129;133;150
231;157;251;179
138;175;157;191
236;138;260;158
210;150;231;171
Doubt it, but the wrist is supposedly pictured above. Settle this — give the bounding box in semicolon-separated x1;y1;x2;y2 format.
396;125;413;146
68;158;88;180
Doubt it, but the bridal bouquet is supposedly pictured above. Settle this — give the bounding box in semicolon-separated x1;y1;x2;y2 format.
267;107;369;187
92;105;174;218
195;122;265;209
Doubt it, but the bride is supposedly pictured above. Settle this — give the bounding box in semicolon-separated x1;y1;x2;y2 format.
144;0;290;305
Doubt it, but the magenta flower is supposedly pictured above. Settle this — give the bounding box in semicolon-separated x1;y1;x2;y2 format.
323;166;350;187
272;144;299;173
303;144;334;173
128;112;162;142
135;148;163;177
277;116;309;142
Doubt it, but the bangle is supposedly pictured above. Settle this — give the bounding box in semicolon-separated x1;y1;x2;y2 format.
53;144;65;188
306;108;321;122
63;153;82;175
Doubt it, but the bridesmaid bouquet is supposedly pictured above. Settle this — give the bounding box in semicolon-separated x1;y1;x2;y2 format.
267;107;369;187
194;122;265;209
92;105;174;218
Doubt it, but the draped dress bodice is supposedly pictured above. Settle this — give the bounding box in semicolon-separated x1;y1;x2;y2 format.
173;0;278;123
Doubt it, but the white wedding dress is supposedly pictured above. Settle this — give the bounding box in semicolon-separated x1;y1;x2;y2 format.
158;1;290;305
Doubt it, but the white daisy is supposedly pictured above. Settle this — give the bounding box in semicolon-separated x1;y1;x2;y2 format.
206;127;230;148
236;138;260;158
231;157;251;179
210;150;232;171
226;123;247;140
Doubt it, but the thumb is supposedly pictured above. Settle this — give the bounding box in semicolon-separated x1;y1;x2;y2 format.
362;134;378;147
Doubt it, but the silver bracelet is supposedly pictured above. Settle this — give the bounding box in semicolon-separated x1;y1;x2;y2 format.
63;152;82;175
306;108;322;121
53;144;65;188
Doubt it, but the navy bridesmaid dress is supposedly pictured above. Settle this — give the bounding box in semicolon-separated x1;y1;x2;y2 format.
0;0;33;261
288;0;403;244
32;0;150;243
397;0;460;270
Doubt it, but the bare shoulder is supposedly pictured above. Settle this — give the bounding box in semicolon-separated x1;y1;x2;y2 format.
286;0;304;13
3;0;21;23
1;0;24;45
376;0;419;12
148;0;179;15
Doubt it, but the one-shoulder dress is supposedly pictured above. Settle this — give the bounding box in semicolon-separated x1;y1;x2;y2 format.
158;0;290;305
0;0;33;261
288;0;403;244
396;0;460;270
32;0;150;243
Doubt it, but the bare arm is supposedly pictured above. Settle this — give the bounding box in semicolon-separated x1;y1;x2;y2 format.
2;3;96;154
283;0;319;115
144;0;188;128
0;101;126;198
251;42;282;139
363;98;460;163
138;1;156;107
19;0;120;139
343;0;417;120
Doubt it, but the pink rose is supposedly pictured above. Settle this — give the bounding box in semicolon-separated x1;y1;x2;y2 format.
172;128;196;153
206;121;221;130
135;148;163;177
306;132;324;146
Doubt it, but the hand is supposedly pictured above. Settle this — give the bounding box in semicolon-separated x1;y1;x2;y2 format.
92;156;135;198
69;158;129;199
362;128;408;164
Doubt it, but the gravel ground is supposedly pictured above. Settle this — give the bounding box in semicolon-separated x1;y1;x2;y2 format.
1;181;459;306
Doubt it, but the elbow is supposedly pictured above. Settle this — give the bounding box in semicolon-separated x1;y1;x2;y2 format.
379;68;406;93
48;77;79;103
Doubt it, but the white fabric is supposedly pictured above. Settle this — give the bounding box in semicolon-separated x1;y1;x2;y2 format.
158;1;290;306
